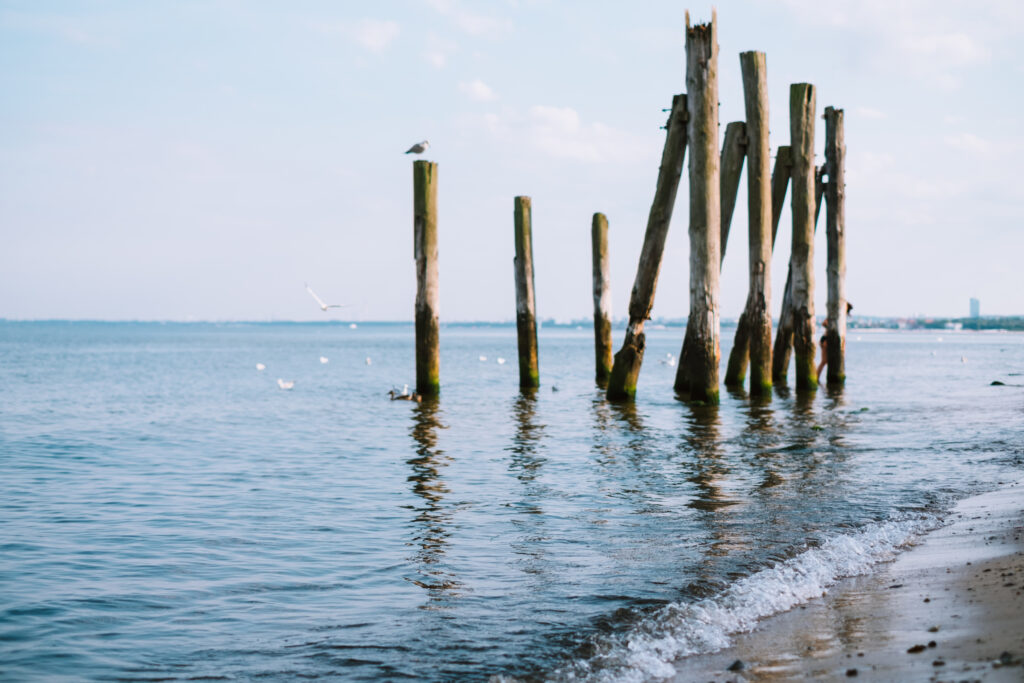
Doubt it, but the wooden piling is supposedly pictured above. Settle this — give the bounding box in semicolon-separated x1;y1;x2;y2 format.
719;121;747;259
674;11;721;403
727;51;773;395
771;163;823;384
591;212;613;386
788;82;817;390
413;160;440;396
824;106;846;385
673;119;745;378
513;196;539;389
725;145;791;387
605;93;688;401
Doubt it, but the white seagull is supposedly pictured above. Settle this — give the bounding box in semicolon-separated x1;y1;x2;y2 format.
277;378;295;390
256;363;266;371
320;356;329;364
305;283;346;312
405;140;430;154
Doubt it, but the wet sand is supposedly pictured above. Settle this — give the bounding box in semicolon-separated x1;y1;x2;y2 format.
670;481;1024;682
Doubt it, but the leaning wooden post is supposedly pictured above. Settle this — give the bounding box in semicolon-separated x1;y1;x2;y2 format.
413;160;440;396
727;51;773;394
591;212;613;386
824;106;846;385
674;11;721;403
789;83;817;390
726;145;791;387
605;94;688;401
513;196;539;389
719;121;747;259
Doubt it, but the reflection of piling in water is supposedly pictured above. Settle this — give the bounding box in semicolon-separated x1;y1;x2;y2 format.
605;93;688;401
406;398;459;599
675;12;722;404
682;404;735;512
514;196;540;390
591;213;613;387
509;390;545;482
413;160;440;397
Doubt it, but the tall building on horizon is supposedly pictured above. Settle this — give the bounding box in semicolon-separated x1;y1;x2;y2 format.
970;297;980;318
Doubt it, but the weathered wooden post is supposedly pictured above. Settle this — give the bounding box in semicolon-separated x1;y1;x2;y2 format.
771;164;823;384
728;51;773;395
674;10;721;403
513;196;539;389
605;94;688;401
725;145;791;387
672;120;744;377
591;212;613;386
719;121;747;257
789;83;817;390
413;160;440;396
824;106;846;385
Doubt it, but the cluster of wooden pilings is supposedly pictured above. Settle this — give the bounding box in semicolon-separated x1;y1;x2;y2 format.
411;10;846;403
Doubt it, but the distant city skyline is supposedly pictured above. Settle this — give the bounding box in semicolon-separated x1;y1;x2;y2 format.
2;1;1022;322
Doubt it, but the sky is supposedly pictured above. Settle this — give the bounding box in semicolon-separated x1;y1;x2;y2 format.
1;0;1022;322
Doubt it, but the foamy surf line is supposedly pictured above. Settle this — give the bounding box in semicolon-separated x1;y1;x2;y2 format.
547;515;940;683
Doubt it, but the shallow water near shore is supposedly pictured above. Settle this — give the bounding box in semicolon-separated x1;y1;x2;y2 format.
1;322;1022;681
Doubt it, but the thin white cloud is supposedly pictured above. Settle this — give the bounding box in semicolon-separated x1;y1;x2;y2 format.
855;106;885;120
520;104;647;162
424;0;511;36
424;33;457;68
944;133;994;158
353;19;400;52
459;79;496;102
306;18;399;53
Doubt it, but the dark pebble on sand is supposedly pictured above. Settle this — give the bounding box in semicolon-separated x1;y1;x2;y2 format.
991;380;1006;385
727;659;745;672
908;644;927;654
933;659;945;666
928;641;937;648
928;626;940;632
846;668;858;677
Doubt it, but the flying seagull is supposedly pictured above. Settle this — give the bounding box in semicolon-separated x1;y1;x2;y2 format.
305;283;345;312
405;140;430;154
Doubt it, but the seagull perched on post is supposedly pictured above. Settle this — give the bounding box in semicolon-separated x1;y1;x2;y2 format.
404;140;430;154
305;283;346;312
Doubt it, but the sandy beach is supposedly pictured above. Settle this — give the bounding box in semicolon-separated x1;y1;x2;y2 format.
670;480;1024;682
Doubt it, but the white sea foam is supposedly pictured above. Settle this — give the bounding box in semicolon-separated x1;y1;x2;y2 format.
553;515;939;683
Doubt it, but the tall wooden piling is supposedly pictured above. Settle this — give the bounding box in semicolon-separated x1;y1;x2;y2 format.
674;11;721;403
513;196;539;389
824;106;846;385
788;83;817;390
605;93;688;401
674;119;745;376
731;51;773;394
771;164;823;384
725;145;791;387
591;212;613;386
413;160;440;396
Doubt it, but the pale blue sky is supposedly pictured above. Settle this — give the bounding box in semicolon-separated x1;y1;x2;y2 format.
1;0;1021;321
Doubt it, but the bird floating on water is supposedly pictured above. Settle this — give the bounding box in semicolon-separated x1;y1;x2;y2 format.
320;356;329;364
388;384;422;402
256;363;266;371
479;355;487;362
305;283;346;312
366;357;372;365
496;357;506;365
405;140;430;154
277;378;295;390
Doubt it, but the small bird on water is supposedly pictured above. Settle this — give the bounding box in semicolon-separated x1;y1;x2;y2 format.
405;140;430;154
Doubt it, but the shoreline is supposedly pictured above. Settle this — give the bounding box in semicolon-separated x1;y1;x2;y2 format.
669;480;1024;681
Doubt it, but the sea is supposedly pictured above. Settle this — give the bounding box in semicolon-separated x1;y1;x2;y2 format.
1;321;1021;682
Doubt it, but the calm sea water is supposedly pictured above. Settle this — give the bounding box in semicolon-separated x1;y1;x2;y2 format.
1;321;1022;682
